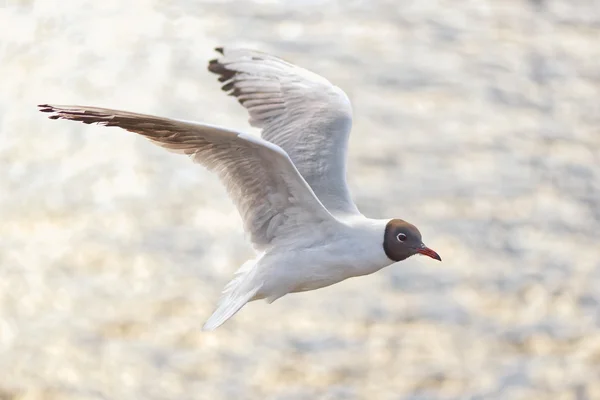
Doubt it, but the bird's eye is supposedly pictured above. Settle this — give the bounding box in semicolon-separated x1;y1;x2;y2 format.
397;233;407;242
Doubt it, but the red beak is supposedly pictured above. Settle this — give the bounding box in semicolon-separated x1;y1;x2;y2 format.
417;245;442;261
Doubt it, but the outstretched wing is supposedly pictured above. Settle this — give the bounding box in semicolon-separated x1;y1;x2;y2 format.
38;104;339;250
208;48;360;216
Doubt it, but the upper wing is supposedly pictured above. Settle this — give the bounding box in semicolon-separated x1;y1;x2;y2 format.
38;104;338;251
208;48;360;216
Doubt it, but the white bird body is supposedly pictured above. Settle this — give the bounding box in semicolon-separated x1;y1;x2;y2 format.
255;217;392;298
203;216;392;330
39;47;441;330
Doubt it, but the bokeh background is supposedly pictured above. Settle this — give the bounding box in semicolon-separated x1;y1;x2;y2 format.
1;0;600;399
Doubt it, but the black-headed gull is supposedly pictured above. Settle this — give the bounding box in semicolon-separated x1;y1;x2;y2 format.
38;47;441;331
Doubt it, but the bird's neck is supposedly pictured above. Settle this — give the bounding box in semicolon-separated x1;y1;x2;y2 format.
337;217;395;275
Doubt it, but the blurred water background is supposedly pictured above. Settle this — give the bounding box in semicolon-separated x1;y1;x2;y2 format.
1;0;600;399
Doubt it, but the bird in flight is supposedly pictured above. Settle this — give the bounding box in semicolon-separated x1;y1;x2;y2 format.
38;47;441;330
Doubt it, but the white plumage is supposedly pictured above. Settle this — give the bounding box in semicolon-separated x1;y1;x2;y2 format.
210;48;358;216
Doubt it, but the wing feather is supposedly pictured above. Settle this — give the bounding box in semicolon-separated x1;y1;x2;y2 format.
208;48;360;216
38;104;338;250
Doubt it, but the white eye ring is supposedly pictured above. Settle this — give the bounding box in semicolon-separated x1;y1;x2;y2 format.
397;233;407;242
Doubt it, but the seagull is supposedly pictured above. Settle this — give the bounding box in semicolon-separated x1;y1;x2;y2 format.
38;47;441;331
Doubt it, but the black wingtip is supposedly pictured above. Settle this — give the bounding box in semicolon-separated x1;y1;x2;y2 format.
214;47;224;55
207;58;219;71
38;104;55;113
208;60;237;84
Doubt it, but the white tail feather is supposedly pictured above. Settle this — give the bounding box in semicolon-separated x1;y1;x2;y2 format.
202;258;261;331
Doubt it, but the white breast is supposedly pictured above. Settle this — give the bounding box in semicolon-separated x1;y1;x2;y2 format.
257;217;393;296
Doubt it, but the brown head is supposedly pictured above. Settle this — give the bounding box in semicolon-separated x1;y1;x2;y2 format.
383;219;441;262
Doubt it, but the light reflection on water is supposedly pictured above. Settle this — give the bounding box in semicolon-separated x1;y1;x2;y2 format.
1;1;599;399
